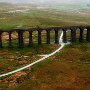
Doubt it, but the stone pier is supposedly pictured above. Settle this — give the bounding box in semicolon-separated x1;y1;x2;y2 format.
46;30;50;44
8;32;12;48
70;27;76;42
55;29;59;44
29;31;33;46
86;26;90;42
18;31;24;48
0;31;2;48
63;28;67;43
38;30;42;45
79;27;84;42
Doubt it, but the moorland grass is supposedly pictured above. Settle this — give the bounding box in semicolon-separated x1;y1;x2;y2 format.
0;42;89;90
0;9;90;30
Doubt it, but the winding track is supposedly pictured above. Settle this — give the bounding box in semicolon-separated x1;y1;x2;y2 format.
0;32;69;78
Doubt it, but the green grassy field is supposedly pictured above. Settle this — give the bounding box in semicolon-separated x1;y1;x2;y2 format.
0;3;90;30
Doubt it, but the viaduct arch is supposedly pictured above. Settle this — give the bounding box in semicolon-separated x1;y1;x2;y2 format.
0;25;90;48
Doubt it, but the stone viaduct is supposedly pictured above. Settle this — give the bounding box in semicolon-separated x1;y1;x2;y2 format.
0;25;90;48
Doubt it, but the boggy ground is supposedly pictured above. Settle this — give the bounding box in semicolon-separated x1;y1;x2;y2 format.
0;42;90;90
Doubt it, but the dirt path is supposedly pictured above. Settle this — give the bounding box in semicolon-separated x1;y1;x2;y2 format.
0;32;69;78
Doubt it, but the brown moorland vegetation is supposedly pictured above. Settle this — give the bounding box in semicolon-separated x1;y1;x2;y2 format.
0;43;90;90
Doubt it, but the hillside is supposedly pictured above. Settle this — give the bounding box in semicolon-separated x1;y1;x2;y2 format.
0;3;90;29
0;43;90;90
0;2;90;90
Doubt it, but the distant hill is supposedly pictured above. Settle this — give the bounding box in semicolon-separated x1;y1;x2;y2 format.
0;1;90;14
0;2;13;6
